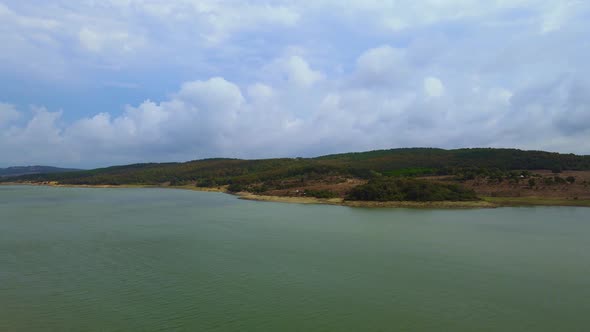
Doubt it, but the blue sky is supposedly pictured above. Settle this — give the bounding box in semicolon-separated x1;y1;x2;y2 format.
1;1;589;167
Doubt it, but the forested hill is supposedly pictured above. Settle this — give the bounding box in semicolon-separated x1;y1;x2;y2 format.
2;148;589;187
0;166;82;178
315;148;590;171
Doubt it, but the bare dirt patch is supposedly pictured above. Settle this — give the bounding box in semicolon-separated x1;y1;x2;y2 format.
462;170;590;200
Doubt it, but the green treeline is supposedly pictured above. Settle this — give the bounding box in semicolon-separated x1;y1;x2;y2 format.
346;178;479;202
316;148;590;172
304;189;339;199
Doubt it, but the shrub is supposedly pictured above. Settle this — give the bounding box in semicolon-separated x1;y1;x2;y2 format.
197;178;217;187
304;189;338;199
227;183;245;192
346;178;478;202
383;168;435;177
247;184;268;194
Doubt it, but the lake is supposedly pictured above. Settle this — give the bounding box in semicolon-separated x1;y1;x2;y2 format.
1;185;589;331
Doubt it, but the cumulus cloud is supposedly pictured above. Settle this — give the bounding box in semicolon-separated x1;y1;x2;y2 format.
1;1;589;166
0;103;20;126
354;46;408;87
424;77;445;98
264;55;324;88
2;46;590;167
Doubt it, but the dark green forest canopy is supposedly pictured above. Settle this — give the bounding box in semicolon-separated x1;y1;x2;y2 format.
315;148;590;171
346;178;479;202
3;148;590;187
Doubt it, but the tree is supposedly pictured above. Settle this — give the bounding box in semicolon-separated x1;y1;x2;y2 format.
227;183;244;192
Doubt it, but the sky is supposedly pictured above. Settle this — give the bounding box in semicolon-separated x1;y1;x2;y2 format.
1;0;589;168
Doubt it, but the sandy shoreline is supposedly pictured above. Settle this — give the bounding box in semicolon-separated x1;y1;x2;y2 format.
236;192;497;209
2;182;590;208
2;182;496;208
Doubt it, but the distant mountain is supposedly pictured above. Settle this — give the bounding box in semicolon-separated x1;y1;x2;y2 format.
0;166;82;178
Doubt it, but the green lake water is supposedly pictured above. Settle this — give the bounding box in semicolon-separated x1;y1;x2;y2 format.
1;185;589;331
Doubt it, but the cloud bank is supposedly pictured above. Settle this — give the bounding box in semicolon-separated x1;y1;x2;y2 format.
0;1;589;167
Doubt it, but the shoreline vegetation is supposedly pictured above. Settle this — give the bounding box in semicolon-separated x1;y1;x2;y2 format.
2;148;590;209
3;182;589;208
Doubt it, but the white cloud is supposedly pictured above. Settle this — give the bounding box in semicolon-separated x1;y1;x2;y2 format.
78;28;104;52
1;0;588;79
2;46;589;168
248;83;274;101
0;3;59;30
424;77;445;98
1;1;590;166
354;46;407;86
282;56;324;87
265;55;324;88
134;1;300;44
540;1;582;33
78;27;144;53
311;0;588;34
177;77;244;111
0;103;20;126
488;88;513;105
1;107;70;165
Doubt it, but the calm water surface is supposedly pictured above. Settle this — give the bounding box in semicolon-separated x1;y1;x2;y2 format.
1;185;589;331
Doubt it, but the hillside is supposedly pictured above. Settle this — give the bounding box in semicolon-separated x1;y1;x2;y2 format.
3;148;590;204
0;166;82;178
